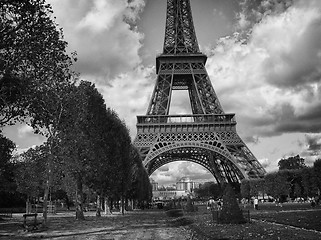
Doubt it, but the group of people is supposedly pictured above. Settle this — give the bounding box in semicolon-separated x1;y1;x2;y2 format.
207;198;222;211
206;196;320;212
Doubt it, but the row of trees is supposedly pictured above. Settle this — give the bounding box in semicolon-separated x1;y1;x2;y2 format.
194;181;222;199
241;156;321;201
194;155;321;202
0;0;152;226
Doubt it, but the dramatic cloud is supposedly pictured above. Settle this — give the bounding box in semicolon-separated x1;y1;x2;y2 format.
258;158;277;173
205;0;321;141
48;0;145;80
236;0;294;33
300;133;321;165
306;134;321;154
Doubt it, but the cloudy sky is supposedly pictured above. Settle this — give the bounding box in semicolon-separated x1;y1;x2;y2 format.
3;0;321;186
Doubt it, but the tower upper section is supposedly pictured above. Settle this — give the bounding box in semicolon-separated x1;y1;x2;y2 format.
162;0;201;55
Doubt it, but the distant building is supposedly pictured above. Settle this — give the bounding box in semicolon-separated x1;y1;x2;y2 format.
150;178;158;191
176;177;198;192
151;177;200;200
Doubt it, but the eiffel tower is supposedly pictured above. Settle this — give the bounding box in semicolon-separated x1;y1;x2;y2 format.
133;0;266;184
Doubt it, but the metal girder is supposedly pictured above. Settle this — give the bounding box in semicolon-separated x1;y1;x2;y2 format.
146;74;173;115
147;59;224;115
163;0;200;54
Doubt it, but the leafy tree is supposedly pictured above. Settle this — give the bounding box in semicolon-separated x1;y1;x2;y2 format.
57;81;134;218
14;145;48;212
293;182;302;198
313;159;321;195
100;111;132;214
0;0;76;127
278;169;315;199
278;155;306;171
264;168;318;200
240;179;251;200
64;82;118;217
126;146;152;208
126;146;142;201
112;121;131;214
194;182;222;199
140;171;153;205
0;0;34;126
301;167;318;198
0;134;20;208
57;83;97;220
240;179;265;200
0;73;26;127
265;171;291;200
250;179;265;198
31;80;75;225
0;134;15;191
1;0;77;226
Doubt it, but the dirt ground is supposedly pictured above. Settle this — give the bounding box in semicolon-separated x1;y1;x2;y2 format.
0;209;195;240
2;205;321;240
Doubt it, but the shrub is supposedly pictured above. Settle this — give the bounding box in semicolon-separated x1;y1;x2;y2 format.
218;184;245;224
165;209;184;217
185;195;197;212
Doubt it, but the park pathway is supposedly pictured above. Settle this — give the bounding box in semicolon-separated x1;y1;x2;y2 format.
0;209;195;240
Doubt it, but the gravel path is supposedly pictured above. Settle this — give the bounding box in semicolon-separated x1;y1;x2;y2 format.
0;210;194;240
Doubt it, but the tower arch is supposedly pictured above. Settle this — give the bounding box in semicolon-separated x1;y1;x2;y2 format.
145;143;248;184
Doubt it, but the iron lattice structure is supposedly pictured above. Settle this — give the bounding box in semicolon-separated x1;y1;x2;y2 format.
134;0;266;184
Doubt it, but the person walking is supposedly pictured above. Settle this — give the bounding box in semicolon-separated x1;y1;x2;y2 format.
254;197;259;210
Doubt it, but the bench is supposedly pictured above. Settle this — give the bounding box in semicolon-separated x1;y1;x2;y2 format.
23;213;40;231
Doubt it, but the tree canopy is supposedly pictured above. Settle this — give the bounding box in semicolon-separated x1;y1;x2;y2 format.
239;156;320;201
1;0;76;128
14;145;48;200
0;134;15;192
194;182;222;199
278;155;306;171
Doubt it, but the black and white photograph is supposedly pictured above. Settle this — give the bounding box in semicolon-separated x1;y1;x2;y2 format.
1;0;321;239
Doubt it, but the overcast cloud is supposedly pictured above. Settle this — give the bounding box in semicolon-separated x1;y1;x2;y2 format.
206;0;321;140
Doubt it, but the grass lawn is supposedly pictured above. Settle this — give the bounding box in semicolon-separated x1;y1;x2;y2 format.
250;203;321;231
185;203;321;240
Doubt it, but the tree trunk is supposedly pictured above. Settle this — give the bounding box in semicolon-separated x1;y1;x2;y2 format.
104;196;112;215
42;181;49;226
121;196;124;215
26;196;31;213
42;152;54;227
130;199;134;210
75;175;85;220
126;198;133;211
96;194;101;217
